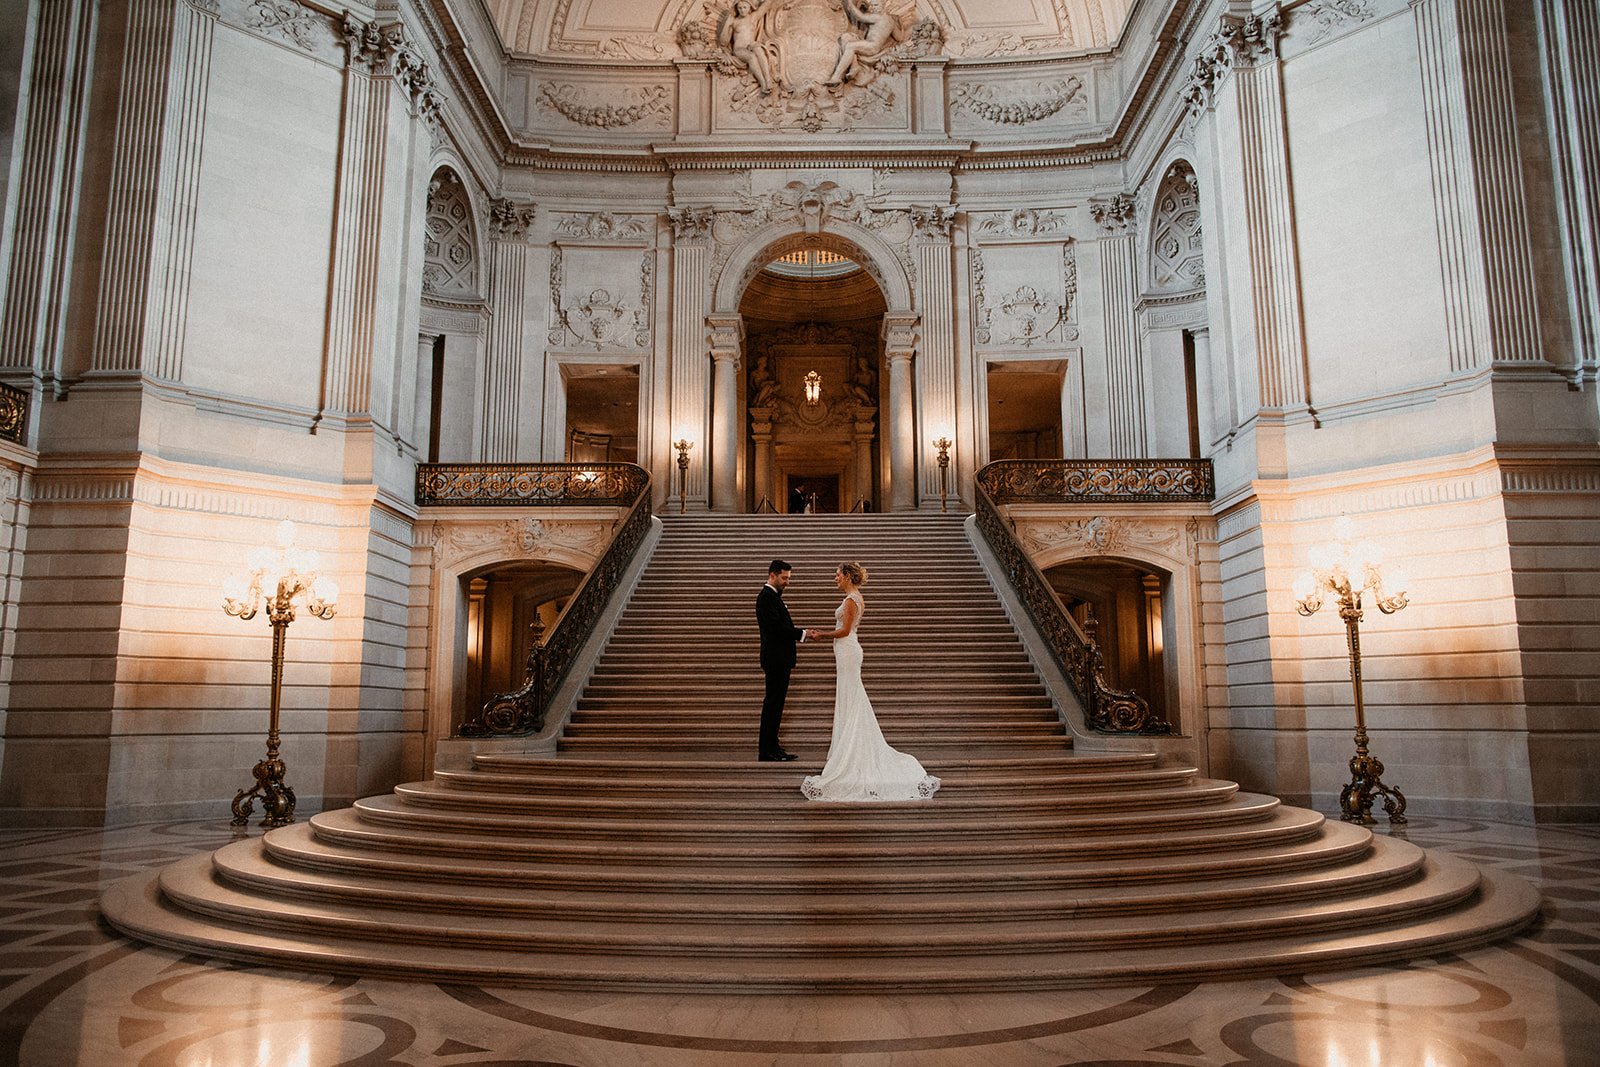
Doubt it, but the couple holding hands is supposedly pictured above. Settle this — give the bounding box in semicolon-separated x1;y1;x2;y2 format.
755;559;940;802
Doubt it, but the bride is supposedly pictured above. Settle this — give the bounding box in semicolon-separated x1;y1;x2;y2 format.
801;561;940;802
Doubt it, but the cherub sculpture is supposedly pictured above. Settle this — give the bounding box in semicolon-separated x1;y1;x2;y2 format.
825;0;906;86
719;0;788;94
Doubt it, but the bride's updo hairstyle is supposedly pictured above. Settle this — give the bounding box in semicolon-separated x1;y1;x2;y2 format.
838;561;868;587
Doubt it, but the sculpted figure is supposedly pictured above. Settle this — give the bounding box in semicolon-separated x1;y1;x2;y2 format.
751;352;778;407
825;0;902;86
720;0;787;94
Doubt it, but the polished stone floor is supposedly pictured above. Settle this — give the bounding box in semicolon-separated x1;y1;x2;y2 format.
0;815;1595;1066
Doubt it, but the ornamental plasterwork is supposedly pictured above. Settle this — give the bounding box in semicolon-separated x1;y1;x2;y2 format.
668;206;715;241
1090;193;1137;233
554;213;652;242
1019;516;1184;559
1292;0;1377;46
680;0;942;132
536;83;670;129
1181;12;1284;112
423;172;478;298
549;249;653;350
341;15;442;119
973;242;1077;348
749;321;874;432
487;198;536;240
708;179;919;292
245;0;322;51
1149;163;1204;292
974;208;1070;238
951;77;1086;126
430;519;610;568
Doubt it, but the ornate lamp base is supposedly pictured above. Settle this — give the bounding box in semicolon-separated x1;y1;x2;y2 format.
230;755;296;829
1339;743;1407;825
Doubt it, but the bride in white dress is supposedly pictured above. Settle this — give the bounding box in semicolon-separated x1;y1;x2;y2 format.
801;562;941;802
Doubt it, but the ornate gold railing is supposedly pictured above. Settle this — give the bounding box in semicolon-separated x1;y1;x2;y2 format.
416;462;648;507
417;463;653;737
972;459;1215;735
976;458;1214;504
0;382;27;445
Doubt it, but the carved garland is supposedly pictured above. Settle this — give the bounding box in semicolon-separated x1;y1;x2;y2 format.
537;83;669;129
952;77;1085;126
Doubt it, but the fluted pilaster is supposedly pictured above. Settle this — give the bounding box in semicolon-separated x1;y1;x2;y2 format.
1092;199;1145;456
1539;0;1600;380
1414;0;1545;372
0;0;96;384
90;0;218;381
481;201;535;462
669;240;710;508
915;239;957;506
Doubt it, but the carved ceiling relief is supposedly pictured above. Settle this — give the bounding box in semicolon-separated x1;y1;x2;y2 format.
972;239;1078;349
554;213;653;242
1149;163;1204;292
423;171;479;299
679;0;943;133
548;248;654;350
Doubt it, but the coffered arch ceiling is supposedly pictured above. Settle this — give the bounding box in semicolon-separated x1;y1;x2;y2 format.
483;0;1135;60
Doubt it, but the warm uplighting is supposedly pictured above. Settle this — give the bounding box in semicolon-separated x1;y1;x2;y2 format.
674;438;693;514
222;519;338;829
1294;516;1410;825
803;370;821;406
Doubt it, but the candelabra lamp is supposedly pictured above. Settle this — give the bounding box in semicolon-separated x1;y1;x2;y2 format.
934;436;953;513
674;438;693;514
1293;518;1410;825
222;520;339;829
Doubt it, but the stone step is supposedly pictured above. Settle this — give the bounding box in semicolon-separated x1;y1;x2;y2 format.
384;778;1238;820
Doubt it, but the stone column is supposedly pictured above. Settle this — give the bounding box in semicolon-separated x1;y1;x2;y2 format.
667;210;714;511
707;313;743;513
481;199;535;463
1192;327;1221;452
912;210;958;507
852;412;877;511
882;314;919;512
750;407;774;510
1091;194;1146;456
410;333;435;457
1539;0;1600;383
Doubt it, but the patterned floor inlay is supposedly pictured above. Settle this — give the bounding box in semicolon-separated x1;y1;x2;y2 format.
0;816;1596;1066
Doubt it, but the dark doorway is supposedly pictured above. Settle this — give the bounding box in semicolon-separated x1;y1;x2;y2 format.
787;474;840;513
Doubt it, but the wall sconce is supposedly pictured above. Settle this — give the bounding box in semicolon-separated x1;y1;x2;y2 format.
803;370;822;406
221;519;339;829
1293;516;1410;825
933;435;953;513
674;438;693;513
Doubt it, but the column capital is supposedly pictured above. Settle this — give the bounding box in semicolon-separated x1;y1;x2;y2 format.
487;198;537;241
1090;193;1137;235
881;313;919;357
707;313;744;358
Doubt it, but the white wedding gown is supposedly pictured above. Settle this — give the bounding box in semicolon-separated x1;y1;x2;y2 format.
801;592;941;802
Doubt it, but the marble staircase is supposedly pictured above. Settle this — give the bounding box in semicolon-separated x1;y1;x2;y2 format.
102;513;1539;992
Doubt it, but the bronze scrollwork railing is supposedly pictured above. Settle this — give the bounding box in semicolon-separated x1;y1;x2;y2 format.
0;382;28;445
416;462;648;507
416;462;653;737
976;458;1214;504
973;459;1213;735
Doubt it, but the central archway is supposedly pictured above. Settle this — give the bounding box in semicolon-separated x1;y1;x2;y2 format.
709;222;920;513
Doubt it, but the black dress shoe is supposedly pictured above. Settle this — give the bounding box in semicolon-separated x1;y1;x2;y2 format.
758;750;799;762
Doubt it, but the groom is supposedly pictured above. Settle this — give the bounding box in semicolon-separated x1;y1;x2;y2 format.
756;559;806;761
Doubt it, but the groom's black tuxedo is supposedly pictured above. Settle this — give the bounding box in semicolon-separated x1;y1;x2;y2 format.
756;584;804;755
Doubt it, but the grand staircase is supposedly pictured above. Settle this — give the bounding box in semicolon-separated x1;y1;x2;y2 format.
103;513;1539;992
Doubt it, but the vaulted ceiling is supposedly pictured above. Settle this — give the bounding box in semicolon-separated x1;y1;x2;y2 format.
482;0;1136;60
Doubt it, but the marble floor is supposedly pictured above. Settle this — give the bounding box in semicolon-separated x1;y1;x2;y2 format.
0;815;1595;1066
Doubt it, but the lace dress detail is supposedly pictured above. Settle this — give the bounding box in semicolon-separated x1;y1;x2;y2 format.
801;592;941;802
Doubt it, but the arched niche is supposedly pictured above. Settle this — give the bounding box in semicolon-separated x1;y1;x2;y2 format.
423;167;482;301
1147;160;1205;294
713;221;915;317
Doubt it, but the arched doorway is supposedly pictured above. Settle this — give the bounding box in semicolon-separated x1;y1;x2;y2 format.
740;246;886;513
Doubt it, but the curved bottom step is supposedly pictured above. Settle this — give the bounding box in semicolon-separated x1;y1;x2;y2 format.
101;852;1539;994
